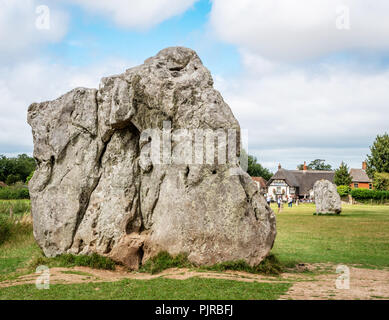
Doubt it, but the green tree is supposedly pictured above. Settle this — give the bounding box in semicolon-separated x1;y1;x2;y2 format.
297;159;332;171
0;154;36;184
244;152;273;181
26;170;34;184
15;154;36;182
366;133;389;178
0;155;15;182
373;172;389;191
308;159;332;171
334;162;352;186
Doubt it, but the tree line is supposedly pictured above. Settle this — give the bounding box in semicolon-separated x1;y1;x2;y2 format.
0;154;36;185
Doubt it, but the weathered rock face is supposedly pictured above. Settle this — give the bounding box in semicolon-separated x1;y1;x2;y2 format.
27;47;276;268
313;180;342;214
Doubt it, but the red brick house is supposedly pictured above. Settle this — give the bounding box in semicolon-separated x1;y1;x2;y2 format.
349;162;373;189
251;177;268;195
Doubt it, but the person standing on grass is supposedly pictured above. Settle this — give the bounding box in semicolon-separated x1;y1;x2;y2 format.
277;196;282;213
288;196;293;208
266;194;272;206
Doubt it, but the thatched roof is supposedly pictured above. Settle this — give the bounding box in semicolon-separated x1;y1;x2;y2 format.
267;169;335;196
267;169;300;187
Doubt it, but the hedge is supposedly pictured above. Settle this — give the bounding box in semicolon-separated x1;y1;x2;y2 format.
337;185;351;197
350;188;389;201
0;186;29;199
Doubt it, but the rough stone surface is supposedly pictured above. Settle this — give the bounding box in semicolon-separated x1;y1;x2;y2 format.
27;47;276;268
313;180;342;214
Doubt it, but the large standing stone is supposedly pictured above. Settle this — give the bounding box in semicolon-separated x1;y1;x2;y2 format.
27;47;276;268
313;179;342;214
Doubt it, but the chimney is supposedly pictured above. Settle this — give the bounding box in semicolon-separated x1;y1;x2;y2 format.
303;161;307;171
362;161;367;170
278;163;281;170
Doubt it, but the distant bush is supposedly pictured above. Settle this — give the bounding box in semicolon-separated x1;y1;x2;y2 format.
18;188;30;199
337;185;351;197
351;188;389;202
0;186;29;199
0;200;31;216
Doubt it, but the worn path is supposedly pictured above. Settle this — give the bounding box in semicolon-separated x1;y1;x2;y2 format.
1;264;388;300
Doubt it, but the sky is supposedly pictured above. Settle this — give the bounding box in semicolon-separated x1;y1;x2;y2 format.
1;0;389;172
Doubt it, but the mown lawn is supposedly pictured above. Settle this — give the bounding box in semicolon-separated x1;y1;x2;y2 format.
0;278;291;300
271;203;389;268
1;200;388;299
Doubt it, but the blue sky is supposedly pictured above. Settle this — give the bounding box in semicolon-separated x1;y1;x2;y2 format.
1;0;389;172
47;1;241;76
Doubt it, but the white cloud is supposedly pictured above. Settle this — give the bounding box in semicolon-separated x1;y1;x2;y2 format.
210;0;389;61
0;0;68;59
0;59;134;154
0;0;199;156
214;58;389;171
252;147;370;173
1;0;388;172
209;0;389;170
68;0;198;30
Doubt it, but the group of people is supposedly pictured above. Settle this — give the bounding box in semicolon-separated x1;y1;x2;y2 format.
266;195;298;213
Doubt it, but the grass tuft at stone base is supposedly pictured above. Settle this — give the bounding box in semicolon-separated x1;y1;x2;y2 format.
139;251;192;274
313;212;341;216
200;254;284;275
139;251;284;275
29;253;116;271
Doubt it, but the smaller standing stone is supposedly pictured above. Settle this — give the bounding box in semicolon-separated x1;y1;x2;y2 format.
313;179;342;215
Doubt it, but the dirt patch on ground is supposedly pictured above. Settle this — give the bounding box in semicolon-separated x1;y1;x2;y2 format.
280;265;389;300
1;264;389;300
0;266;289;288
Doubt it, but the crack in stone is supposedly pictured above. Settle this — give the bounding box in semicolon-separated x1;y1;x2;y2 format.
28;47;276;267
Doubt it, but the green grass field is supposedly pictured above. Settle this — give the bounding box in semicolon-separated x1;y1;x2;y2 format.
271;203;389;268
0;278;290;300
0;200;388;299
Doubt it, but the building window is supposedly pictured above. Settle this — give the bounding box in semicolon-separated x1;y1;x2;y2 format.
354;183;359;188
276;187;281;194
369;184;372;189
